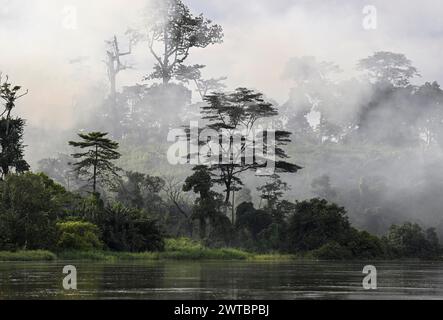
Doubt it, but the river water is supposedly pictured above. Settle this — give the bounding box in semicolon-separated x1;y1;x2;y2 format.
0;260;442;299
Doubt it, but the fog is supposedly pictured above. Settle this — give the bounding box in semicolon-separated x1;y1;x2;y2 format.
1;0;443;235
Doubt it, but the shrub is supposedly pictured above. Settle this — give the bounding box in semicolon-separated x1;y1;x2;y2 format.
386;223;441;259
236;202;273;241
345;229;385;259
0;250;56;261
56;221;103;251
312;242;352;260
287;198;351;253
0;173;67;250
98;203;164;252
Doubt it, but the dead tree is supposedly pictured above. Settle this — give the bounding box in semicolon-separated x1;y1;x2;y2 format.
105;35;133;100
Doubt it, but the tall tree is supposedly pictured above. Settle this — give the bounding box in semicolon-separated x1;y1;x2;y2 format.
0;74;30;178
142;0;223;84
195;88;302;211
105;35;135;101
282;56;343;144
69;132;121;194
257;174;290;211
357;51;420;87
183;165;224;239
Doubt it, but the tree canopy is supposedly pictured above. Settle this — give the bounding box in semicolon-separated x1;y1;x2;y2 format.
69;132;121;194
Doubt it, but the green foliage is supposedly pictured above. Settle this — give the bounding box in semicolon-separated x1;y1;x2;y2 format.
69;131;121;193
98;203;165;252
0;76;29;177
115;171;165;212
0;118;30;177
386;223;440;259
236;202;272;241
165;237;204;251
287;198;351;252
56;221;103;251
142;0;223;84
0;173;68;250
312;242;352;260
284;198;389;259
345;229;385;259
162;238;250;260
183;165;226;240
0;250;56;261
257;174;290;210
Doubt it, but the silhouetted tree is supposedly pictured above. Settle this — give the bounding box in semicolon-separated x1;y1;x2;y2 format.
69;132;121;194
0;75;29;178
141;0;223;84
357;51;420;87
183;165;224;239
257;174;289;211
196;88;302;210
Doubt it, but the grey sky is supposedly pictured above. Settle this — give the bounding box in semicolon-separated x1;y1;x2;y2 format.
0;0;442;129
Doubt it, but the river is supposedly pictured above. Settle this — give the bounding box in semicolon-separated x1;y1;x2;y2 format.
0;260;442;299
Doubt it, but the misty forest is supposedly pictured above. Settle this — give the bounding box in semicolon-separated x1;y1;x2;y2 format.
1;0;443;262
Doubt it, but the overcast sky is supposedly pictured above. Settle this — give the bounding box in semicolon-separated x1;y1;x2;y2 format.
1;0;442;129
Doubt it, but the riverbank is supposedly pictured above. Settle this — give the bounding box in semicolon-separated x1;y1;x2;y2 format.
0;238;298;262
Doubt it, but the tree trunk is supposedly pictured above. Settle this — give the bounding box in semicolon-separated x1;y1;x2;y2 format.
199;218;206;239
93;144;98;193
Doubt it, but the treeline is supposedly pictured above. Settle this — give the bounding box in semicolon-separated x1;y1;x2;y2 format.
2;0;443;261
0;171;440;260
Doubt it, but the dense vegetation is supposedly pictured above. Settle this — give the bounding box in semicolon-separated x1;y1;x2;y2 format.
1;0;443;261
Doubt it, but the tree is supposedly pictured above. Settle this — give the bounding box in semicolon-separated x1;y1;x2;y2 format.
257;174;289;211
197;88;302;209
414;82;443;147
0;173;67;250
103;34;138;138
282;56;343;144
175;64;227;100
386;222;440;258
183;165;225;239
161;175;193;234
105;34;136;100
98;203;165;252
357;51;420;87
287;198;351;252
141;0;223;84
38;153;80;190
69;132;121;194
115;171;165;214
0;74;30;178
311;174;338;200
235;202;272;242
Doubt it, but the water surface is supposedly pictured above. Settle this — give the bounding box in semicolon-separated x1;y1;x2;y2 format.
0;260;442;299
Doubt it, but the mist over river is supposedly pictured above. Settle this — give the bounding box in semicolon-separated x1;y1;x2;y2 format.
1;260;443;299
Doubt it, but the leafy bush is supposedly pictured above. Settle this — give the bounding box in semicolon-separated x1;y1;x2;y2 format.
0;250;56;261
236;202;273;240
56;221;103;251
385;223;441;259
287;198;351;253
345;229;385;259
98;203;165;252
163;238;251;260
312;242;352;260
165;237;204;251
0;173;69;250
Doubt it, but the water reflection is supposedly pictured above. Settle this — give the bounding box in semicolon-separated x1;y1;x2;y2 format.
0;260;442;299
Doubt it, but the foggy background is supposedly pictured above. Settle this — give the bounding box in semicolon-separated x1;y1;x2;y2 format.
1;0;443;235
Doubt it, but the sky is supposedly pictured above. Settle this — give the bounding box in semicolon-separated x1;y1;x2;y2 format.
0;0;442;129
